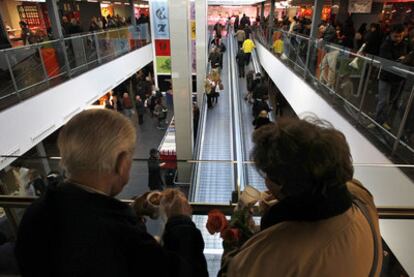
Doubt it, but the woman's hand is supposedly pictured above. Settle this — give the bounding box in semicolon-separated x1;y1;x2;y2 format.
160;189;192;219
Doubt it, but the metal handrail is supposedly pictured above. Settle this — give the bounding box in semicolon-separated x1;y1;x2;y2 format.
277;28;414;73
0;26;134;53
1;195;413;219
253;27;414;159
5;155;414;167
189;31;213;202
229;28;246;194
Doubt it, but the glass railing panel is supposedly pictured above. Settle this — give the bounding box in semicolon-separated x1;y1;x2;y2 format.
37;40;69;80
256;28;414;161
64;35;88;75
96;30;118;63
115;28;131;56
80;34;99;69
360;57;414;136
0;54;19;110
6;45;48;92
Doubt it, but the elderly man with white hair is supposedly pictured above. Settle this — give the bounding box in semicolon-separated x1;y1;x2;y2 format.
15;109;208;277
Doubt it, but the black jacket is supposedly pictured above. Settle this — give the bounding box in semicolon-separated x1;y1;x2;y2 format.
379;37;408;83
15;183;208;277
236;52;245;66
364;31;382;56
209;52;221;68
252;117;272;129
148;158;164;190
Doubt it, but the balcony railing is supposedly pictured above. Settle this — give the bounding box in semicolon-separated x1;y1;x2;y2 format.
0;24;151;112
254;27;414;162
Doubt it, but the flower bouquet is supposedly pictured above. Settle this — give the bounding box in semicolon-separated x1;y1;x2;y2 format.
206;185;265;253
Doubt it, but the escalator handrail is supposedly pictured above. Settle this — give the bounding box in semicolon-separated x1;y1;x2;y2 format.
229;29;246;194
189;31;213;201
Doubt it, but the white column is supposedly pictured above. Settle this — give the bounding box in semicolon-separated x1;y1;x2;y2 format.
195;0;207;107
168;0;193;181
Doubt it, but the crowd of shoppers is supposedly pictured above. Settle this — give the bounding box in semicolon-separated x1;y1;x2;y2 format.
260;14;413;136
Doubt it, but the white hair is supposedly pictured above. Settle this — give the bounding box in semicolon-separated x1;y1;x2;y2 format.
58;109;136;177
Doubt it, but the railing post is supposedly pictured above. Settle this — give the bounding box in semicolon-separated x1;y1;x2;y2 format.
37;45;50;85
93;32;102;64
392;85;414;156
4;52;21;100
356;62;373;122
60;38;72;78
354;59;368;98
81;37;88;66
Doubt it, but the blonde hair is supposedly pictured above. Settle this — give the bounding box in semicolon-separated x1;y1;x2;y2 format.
58;109;136;177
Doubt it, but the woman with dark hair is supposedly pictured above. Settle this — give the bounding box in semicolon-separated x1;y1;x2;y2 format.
227;117;382;277
355;22;367;49
147;148;165;191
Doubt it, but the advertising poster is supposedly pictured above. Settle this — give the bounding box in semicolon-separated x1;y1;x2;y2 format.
192;40;196;74
190;1;196;74
150;0;171;76
156;56;171;74
155;39;171;56
151;0;170;39
348;0;373;13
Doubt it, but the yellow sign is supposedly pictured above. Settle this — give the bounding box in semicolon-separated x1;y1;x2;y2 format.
191;21;196;40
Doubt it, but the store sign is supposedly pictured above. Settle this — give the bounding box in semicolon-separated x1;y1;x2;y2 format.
150;0;170;39
155;39;171;56
156;56;171;74
348;0;373;13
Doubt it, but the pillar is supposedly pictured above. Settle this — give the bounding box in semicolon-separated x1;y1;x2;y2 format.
304;0;324;78
0;13;11;49
129;0;137;28
260;1;265;26
309;0;324;39
46;0;63;39
168;0;193;182
195;0;207;107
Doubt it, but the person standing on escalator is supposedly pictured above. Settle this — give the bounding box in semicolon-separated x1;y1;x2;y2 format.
236;48;246;78
242;35;255;66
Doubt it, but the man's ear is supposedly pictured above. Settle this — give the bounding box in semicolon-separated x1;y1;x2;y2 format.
115;151;130;176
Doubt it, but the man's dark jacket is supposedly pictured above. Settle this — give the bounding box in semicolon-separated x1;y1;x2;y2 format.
15;183;208;277
379;37;408;83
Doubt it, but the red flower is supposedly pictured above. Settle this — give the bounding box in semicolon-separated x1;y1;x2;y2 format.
206;209;228;235
221;228;241;242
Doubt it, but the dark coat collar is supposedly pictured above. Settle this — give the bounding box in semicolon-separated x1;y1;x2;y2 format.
261;185;353;230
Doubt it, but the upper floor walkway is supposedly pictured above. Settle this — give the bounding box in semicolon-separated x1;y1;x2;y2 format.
0;25;153;171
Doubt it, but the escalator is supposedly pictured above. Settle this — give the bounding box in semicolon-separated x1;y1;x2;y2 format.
192;34;235;204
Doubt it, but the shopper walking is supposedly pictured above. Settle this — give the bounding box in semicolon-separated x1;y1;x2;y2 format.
236;48;246;78
154;98;167;129
371;24;408;130
122;92;133;118
148;148;165;191
242;35;255;65
252;110;272;130
135;95;145;125
235;28;246;49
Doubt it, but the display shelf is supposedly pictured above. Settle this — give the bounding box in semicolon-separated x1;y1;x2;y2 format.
158;117;176;169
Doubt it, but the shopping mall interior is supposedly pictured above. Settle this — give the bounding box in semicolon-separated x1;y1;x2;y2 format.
0;0;413;275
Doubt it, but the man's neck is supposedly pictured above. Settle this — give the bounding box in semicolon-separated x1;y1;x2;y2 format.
68;172;114;196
